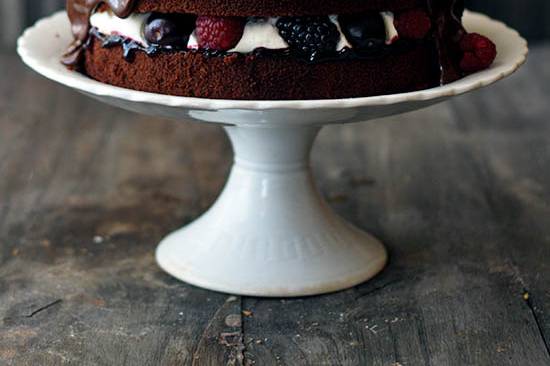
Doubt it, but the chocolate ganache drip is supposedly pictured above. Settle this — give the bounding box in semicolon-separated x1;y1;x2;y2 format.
63;0;138;66
427;0;466;84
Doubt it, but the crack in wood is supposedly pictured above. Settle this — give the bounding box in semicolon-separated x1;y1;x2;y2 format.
354;279;401;300
191;296;247;366
523;290;550;358
228;297;247;366
25;299;62;318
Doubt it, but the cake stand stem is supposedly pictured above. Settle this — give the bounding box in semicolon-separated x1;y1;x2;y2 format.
156;124;387;297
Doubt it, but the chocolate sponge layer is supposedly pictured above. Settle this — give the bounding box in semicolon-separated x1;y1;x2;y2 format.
83;36;439;100
130;0;424;16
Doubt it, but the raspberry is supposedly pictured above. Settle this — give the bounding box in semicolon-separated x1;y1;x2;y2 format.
459;33;497;72
276;16;339;58
195;16;245;51
394;9;432;39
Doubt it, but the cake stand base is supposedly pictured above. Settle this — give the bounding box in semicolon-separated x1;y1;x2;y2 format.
156;125;387;296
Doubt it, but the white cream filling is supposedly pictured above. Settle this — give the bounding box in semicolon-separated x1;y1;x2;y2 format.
229;18;288;53
330;15;352;51
381;12;399;44
90;10;149;45
90;11;399;52
187;31;198;49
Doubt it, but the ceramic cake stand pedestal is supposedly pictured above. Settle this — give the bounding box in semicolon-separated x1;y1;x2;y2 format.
159;123;388;296
18;11;527;296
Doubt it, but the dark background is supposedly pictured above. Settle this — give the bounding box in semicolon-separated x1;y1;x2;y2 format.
0;0;548;48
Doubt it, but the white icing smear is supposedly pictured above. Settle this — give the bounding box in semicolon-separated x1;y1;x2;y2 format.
90;11;399;52
229;18;288;53
381;12;399;44
330;15;352;51
187;31;198;49
90;10;149;45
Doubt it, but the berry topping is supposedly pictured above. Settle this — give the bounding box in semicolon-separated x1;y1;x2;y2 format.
339;13;387;51
394;9;432;40
144;13;195;46
276;16;340;58
195;16;246;51
459;32;497;72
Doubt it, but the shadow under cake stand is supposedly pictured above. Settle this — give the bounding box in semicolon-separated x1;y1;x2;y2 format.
18;11;527;297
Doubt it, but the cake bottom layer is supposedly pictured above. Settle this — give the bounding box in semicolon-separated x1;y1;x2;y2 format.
83;37;441;100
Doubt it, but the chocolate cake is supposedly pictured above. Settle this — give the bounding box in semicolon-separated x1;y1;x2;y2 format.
63;0;497;100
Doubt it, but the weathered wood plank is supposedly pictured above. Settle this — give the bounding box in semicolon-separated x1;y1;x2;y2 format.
0;51;236;365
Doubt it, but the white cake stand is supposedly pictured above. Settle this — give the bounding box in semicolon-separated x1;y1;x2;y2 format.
18;11;527;296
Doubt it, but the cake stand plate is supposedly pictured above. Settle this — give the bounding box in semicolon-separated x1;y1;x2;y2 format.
17;11;527;297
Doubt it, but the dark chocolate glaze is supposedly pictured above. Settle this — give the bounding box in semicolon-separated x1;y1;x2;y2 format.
63;0;137;66
426;0;466;83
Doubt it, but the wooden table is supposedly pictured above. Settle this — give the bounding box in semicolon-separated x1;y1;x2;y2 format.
1;45;549;366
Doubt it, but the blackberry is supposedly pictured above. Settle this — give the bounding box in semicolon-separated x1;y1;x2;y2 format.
276;16;339;58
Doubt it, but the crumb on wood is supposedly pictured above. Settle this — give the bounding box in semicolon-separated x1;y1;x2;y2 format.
225;314;242;328
219;331;242;347
93;235;105;244
365;324;379;334
226;296;238;302
92;298;106;307
385;317;400;323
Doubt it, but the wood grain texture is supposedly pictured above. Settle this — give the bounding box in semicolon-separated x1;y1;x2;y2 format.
1;45;550;365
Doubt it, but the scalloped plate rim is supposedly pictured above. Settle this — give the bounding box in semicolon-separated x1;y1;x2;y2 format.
17;10;528;111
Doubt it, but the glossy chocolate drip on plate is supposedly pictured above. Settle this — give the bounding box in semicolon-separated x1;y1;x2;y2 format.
427;0;466;84
63;0;137;66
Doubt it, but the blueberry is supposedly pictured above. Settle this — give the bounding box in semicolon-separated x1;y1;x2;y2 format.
339;13;386;51
144;13;195;46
